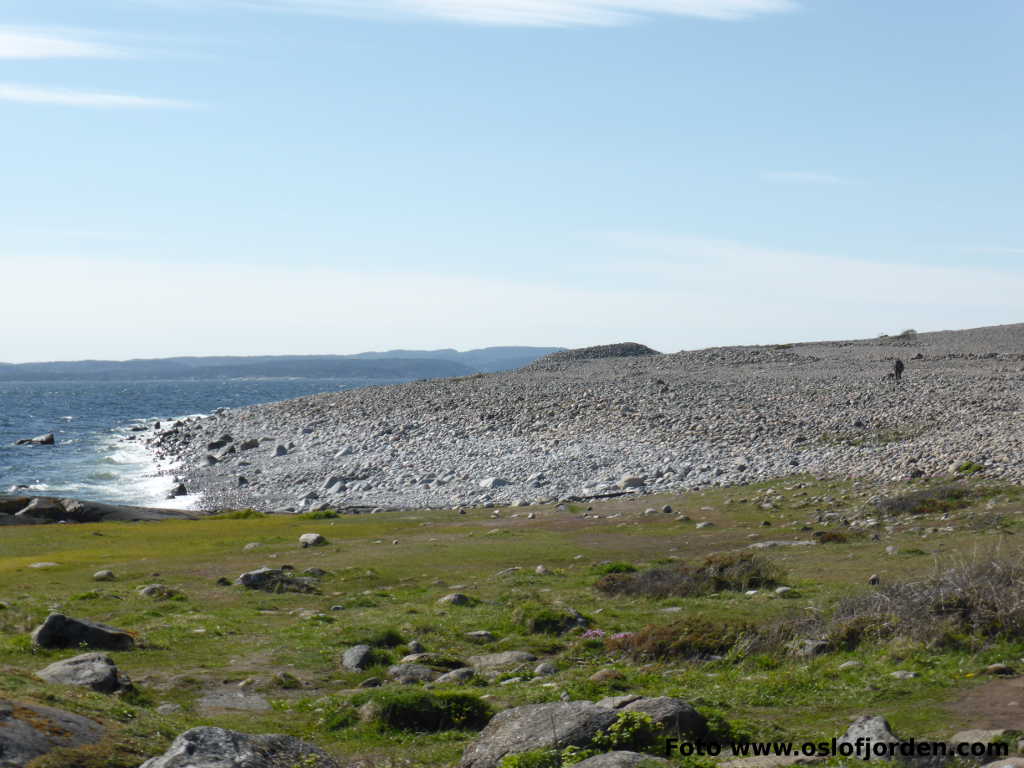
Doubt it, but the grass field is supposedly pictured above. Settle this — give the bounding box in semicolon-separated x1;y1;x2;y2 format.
2;475;1023;767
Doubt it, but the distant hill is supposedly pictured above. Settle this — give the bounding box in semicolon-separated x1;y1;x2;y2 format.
346;346;564;372
0;347;563;382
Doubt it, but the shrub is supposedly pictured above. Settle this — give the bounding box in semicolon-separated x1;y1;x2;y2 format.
609;618;753;660
596;552;783;598
500;750;561;768
208;508;265;519
592;711;662;752
355;689;492;731
815;531;848;544
299;509;339;519
956;461;986;476
516;602;587;635
825;553;1024;646
874;485;973;516
593;562;638;575
361;627;405;647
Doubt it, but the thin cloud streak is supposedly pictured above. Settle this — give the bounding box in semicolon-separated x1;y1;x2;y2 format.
0;83;195;109
165;0;797;26
0;27;125;59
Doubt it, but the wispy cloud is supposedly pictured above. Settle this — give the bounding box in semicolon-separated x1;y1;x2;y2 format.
161;0;797;27
762;170;850;185
0;27;126;59
0;84;195;109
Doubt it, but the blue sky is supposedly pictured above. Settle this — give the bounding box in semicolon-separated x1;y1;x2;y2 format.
2;0;1022;361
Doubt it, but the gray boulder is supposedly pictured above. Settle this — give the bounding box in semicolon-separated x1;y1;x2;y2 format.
238;567;318;593
622;697;706;738
299;533;327;547
342;644;374;671
572;752;669;768
837;715;900;760
461;701;619;768
468;651;537;671
0;699;103;768
388;664;439;684
437;667;476;684
31;614;134;651
36;652;131;693
138;726;341;768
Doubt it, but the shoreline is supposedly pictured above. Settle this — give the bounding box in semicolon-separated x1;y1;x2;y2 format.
139;324;1024;514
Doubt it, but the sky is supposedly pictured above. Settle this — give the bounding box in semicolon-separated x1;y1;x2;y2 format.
2;0;1022;362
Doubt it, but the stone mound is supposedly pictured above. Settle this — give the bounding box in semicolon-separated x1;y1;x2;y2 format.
529;343;660;368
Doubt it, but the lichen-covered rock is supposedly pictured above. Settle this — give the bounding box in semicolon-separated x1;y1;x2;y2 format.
138;726;341;767
461;701;618;768
0;699;103;768
36;652;132;693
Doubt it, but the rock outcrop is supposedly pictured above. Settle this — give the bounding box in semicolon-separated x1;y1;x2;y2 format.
139;726;341;768
0;699;103;768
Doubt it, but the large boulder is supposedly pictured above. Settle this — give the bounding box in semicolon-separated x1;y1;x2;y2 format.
0;699;103;768
461;701;619;768
36;652;131;693
31;614;134;651
138;726;341;768
387;664;439;684
622;697;706;738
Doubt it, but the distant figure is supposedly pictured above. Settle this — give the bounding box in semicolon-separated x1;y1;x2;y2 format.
893;358;905;382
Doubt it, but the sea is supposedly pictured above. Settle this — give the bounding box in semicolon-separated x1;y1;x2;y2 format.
0;378;398;508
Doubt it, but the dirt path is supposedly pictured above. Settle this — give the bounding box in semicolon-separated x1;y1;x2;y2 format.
946;677;1024;728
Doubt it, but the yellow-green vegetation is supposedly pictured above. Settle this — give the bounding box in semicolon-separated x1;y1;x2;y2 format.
2;475;1024;767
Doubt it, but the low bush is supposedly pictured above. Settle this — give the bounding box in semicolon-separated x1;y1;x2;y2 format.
609;617;754;660
299;509;339;519
208;508;265;519
825;553;1024;648
355;689;492;731
515;601;587;635
593;562;638;575
361;627;405;647
874;485;973;516
815;531;848;544
596;552;783;598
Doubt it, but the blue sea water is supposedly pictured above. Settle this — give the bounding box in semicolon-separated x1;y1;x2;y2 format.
0;378;397;507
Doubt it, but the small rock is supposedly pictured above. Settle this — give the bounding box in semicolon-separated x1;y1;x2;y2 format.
589;668;624;683
342;645;374;671
92;570;115;582
299;533;326;547
438;593;471;606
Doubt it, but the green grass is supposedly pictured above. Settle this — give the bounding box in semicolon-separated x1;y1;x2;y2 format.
2;475;1024;766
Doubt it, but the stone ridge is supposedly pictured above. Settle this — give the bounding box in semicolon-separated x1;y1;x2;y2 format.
142;323;1024;512
528;343;661;368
